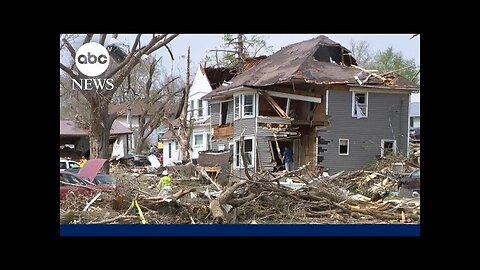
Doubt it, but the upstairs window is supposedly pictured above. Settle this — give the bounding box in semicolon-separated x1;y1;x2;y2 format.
234;96;240;120
352;92;368;118
243;94;254;117
198;100;203;117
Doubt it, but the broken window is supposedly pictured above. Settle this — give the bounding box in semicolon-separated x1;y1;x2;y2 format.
235;138;253;168
243;94;254;117
234;96;240;119
194;134;203;146
381;139;396;157
339;139;349;155
198;100;203;117
352;92;368;118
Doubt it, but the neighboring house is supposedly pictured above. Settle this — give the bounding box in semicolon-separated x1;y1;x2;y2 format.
409;96;420;128
160;64;237;166
60;119;132;160
109;101;175;153
202;35;419;175
160;121;181;166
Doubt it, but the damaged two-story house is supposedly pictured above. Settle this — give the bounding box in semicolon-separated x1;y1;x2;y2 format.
201;35;419;175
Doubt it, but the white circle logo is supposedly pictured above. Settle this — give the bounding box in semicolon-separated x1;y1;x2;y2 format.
75;42;110;77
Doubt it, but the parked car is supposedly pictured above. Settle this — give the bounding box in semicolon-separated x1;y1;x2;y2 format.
60;158;80;171
409;127;420;140
67;168;117;190
126;153;150;166
398;168;420;193
60;171;97;200
60;159;115;200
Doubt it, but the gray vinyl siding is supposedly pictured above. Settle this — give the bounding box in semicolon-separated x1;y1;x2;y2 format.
233;118;256;137
211;138;231;151
318;90;409;174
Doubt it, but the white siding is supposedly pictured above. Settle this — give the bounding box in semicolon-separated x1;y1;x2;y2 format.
162;139;180;166
189;65;214;120
191;126;211;159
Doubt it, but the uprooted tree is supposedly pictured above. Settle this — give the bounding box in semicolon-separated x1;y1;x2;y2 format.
60;34;179;171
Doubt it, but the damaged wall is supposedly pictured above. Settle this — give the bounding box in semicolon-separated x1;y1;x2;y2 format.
318;90;409;173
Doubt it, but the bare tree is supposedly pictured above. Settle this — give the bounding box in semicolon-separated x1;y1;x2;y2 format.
133;58;182;153
162;47;193;163
60;34;178;172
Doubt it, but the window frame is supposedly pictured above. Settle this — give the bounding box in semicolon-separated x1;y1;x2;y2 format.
198;100;203;117
193;133;204;147
338;138;350;155
381;139;397;157
242;94;255;118
234;95;240;120
351;92;368;118
234;136;254;169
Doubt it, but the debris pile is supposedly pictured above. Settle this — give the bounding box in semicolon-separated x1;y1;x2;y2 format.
60;155;419;224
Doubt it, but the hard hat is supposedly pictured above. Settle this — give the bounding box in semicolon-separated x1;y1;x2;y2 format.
162;170;168;176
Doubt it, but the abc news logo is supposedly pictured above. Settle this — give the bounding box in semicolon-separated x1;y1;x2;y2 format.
72;42;114;90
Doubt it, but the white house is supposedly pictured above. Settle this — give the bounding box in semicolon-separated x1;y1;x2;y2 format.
161;65;213;165
161;65;237;166
109;101;168;153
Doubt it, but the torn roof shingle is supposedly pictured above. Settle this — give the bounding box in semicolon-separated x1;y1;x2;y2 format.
202;35;418;100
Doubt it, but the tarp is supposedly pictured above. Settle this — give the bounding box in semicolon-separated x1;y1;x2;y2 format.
148;155;161;169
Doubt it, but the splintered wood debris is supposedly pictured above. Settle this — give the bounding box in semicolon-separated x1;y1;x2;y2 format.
60;157;419;224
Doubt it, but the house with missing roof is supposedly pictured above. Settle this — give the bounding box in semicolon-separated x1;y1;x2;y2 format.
201;35;419;175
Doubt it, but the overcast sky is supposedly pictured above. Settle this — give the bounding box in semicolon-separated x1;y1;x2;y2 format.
114;34;420;76
60;34;420;101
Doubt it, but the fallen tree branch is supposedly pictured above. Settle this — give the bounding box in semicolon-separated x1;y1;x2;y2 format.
90;215;139;224
200;167;222;191
83;192;102;211
267;163;311;183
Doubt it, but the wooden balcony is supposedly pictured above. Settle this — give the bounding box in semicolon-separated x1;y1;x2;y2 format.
213;125;233;138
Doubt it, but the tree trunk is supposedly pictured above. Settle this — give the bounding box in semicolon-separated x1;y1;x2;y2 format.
89;100;114;173
135;115;147;154
178;133;190;162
